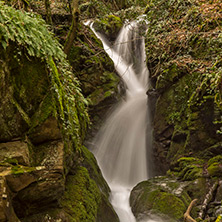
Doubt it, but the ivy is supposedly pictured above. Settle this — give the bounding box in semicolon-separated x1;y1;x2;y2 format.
0;3;89;151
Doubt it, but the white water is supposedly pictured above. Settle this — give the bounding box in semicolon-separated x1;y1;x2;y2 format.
90;20;153;222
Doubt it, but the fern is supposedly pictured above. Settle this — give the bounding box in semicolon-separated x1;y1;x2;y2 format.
0;3;89;151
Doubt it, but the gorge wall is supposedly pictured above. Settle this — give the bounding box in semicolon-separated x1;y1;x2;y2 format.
130;1;222;221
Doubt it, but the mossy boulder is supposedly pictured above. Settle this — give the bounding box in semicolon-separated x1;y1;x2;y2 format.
130;176;191;221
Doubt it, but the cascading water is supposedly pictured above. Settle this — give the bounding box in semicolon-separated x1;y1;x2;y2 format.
90;19;153;222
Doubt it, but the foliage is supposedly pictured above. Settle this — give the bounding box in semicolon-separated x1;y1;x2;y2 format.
0;3;89;151
145;0;222;132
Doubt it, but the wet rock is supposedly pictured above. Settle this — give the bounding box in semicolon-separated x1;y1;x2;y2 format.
80;146;119;222
80;146;110;196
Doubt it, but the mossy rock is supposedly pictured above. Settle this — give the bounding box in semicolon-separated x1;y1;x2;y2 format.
80;146;110;197
198;142;222;159
170;157;204;181
80;146;119;222
156;63;187;91
130;176;191;221
60;167;101;222
167;129;188;162
93;15;123;41
207;155;222;177
60;166;119;222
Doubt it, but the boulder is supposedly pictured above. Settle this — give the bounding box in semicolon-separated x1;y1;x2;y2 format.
130;176;191;222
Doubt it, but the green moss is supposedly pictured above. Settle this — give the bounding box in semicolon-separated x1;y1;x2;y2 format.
29;92;55;130
181;166;203;181
11;97;31;127
152;191;186;220
60;167;101;222
207;156;222;177
171;157;204;181
81;146;110;196
131;177;191;221
11;165;25;175
11;165;36;175
156;63;185;90
4;157;18;165
208;155;222;166
207;163;222;177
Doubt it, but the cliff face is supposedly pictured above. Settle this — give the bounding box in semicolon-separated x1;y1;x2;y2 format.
0;4;119;222
131;0;222;221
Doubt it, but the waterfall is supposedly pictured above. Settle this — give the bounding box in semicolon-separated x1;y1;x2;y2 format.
90;19;153;222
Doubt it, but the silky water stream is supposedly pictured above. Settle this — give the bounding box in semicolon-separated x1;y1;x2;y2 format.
89;19;155;222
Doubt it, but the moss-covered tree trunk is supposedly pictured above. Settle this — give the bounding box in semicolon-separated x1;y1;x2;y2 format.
64;0;79;55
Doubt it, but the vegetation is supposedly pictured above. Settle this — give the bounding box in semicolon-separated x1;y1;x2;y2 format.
145;0;222;129
0;0;221;221
0;3;89;151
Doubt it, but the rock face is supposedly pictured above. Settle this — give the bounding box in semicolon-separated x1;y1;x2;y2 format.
130;0;222;221
0;4;119;222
